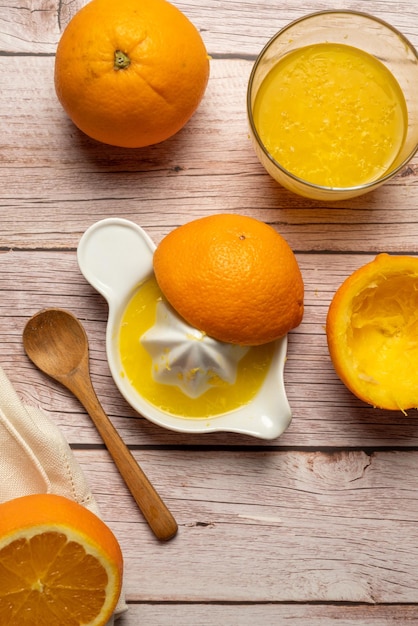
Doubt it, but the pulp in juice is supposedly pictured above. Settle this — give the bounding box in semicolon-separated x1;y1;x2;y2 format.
118;277;274;418
252;43;407;188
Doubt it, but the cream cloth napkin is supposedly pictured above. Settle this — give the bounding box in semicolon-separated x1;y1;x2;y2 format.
0;365;127;621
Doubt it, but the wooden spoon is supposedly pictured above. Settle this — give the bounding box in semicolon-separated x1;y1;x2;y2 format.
23;308;178;542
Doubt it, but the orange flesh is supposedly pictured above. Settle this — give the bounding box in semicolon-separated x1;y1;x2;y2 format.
0;530;113;625
341;273;418;409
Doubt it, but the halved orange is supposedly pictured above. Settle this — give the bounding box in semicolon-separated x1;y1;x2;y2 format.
326;253;418;411
0;493;123;625
153;214;304;345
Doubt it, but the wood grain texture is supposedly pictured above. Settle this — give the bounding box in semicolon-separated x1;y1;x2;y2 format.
1;252;417;448
76;448;418;603
2;0;418;622
116;604;418;626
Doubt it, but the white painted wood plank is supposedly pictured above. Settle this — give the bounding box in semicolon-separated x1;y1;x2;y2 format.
1;251;417;447
1;0;417;57
75;448;418;603
0;53;416;250
116;603;418;626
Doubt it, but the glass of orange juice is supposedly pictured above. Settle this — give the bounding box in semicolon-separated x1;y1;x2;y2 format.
247;11;418;201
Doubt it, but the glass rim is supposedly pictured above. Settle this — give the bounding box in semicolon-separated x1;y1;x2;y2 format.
246;9;418;194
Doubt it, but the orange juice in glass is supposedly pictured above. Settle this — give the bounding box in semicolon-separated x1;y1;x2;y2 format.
247;12;418;200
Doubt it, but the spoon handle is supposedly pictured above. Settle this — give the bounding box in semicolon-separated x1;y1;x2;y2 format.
68;369;178;542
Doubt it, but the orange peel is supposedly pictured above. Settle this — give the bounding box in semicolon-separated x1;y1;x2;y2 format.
153;214;304;346
326;253;418;411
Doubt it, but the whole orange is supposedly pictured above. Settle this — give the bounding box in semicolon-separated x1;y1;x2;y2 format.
326;253;418;411
0;493;123;625
153;214;304;345
54;0;210;148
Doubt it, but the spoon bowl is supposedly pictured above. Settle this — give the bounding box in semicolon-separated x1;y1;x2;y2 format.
23;308;178;542
24;308;88;378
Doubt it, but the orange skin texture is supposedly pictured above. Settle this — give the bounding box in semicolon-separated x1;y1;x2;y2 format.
0;493;123;625
326;253;418;411
54;0;210;148
153;214;304;346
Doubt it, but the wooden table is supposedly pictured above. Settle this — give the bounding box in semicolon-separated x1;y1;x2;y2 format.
3;1;418;624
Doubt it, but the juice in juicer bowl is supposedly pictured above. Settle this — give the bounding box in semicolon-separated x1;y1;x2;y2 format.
247;10;418;201
77;218;293;440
